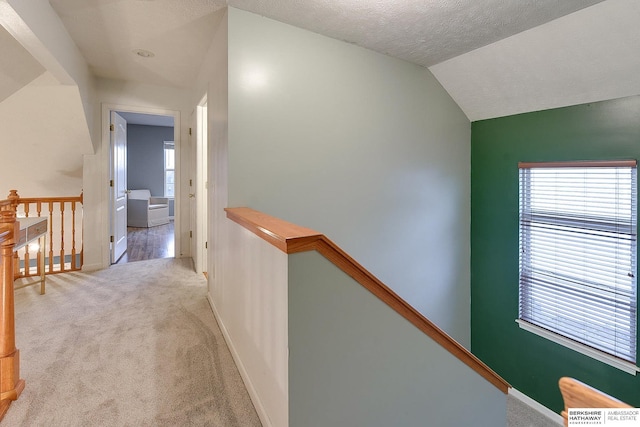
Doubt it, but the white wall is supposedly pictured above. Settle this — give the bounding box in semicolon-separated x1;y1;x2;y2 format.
0;2;95;250
204;15;228;297
0;72;88;197
81;153;103;270
194;11;288;426
227;8;472;346
2;0;97;150
210;221;289;427
190;7;227;282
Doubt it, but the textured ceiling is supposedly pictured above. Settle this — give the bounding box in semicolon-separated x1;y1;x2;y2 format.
431;0;640;120
47;0;605;89
230;0;605;67
0;0;630;122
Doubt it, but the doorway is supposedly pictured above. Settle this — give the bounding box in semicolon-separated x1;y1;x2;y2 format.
103;104;181;267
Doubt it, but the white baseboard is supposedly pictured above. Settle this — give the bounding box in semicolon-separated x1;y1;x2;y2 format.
206;293;272;427
81;262;104;272
509;387;564;425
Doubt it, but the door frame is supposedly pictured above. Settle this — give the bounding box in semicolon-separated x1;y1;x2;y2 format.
192;94;208;274
101;103;181;268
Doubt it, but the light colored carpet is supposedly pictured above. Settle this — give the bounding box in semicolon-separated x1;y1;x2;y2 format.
508;394;563;427
4;258;262;427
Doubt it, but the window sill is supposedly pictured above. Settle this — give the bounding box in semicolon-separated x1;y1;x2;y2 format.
516;319;639;375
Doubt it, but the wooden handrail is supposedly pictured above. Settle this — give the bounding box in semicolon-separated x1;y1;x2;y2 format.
559;377;632;426
0;209;25;420
225;207;510;394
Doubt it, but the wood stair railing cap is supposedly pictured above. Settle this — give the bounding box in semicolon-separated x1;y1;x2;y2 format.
225;207;323;253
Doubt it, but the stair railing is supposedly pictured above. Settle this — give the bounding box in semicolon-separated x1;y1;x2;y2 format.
225;207;510;394
0;208;25;420
0;190;83;278
559;377;633;426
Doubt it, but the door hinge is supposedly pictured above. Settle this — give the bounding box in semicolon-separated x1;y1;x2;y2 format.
110;123;114;132
189;179;193;187
205;242;208;249
110;179;113;187
110;235;114;243
190;230;193;238
189;127;192;135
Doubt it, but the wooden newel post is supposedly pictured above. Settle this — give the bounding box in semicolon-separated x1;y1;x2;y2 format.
6;191;20;278
6;190;18;209
0;209;24;419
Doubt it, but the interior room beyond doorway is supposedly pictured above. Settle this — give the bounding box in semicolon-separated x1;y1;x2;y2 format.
116;221;174;264
116;111;176;264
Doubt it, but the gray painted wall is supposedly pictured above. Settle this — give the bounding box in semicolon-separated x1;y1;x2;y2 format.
126;124;174;216
289;251;506;427
228;8;472;346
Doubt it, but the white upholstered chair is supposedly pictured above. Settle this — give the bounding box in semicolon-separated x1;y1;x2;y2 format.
127;189;170;227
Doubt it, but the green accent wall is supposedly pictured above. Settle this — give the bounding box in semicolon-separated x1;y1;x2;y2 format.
471;95;640;413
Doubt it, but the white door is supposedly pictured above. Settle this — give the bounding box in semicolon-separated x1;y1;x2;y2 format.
189;110;198;270
190;98;209;275
111;111;128;263
198;101;208;276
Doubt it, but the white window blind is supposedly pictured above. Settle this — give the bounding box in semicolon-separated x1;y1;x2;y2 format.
518;160;637;364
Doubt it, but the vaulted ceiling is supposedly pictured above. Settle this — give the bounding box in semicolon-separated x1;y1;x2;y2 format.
2;0;640;121
47;0;604;86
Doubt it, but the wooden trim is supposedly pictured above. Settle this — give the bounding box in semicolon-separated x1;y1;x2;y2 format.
559;377;632;426
518;160;637;169
2;191;84;277
16;195;83;204
225;207;510;394
224;207;323;253
0;210;24;421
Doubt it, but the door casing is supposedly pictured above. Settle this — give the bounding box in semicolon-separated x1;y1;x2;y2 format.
101;103;181;268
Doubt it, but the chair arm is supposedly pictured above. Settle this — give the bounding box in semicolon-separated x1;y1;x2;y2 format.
127;199;150;228
150;197;169;205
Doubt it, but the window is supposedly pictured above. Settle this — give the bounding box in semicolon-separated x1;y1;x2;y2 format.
164;141;175;198
518;160;638;373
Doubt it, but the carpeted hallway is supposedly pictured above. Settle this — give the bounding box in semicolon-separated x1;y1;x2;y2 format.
4;258;261;426
3;256;562;426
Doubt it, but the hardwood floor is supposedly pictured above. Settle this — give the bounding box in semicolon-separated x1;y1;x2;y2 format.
116;221;174;264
